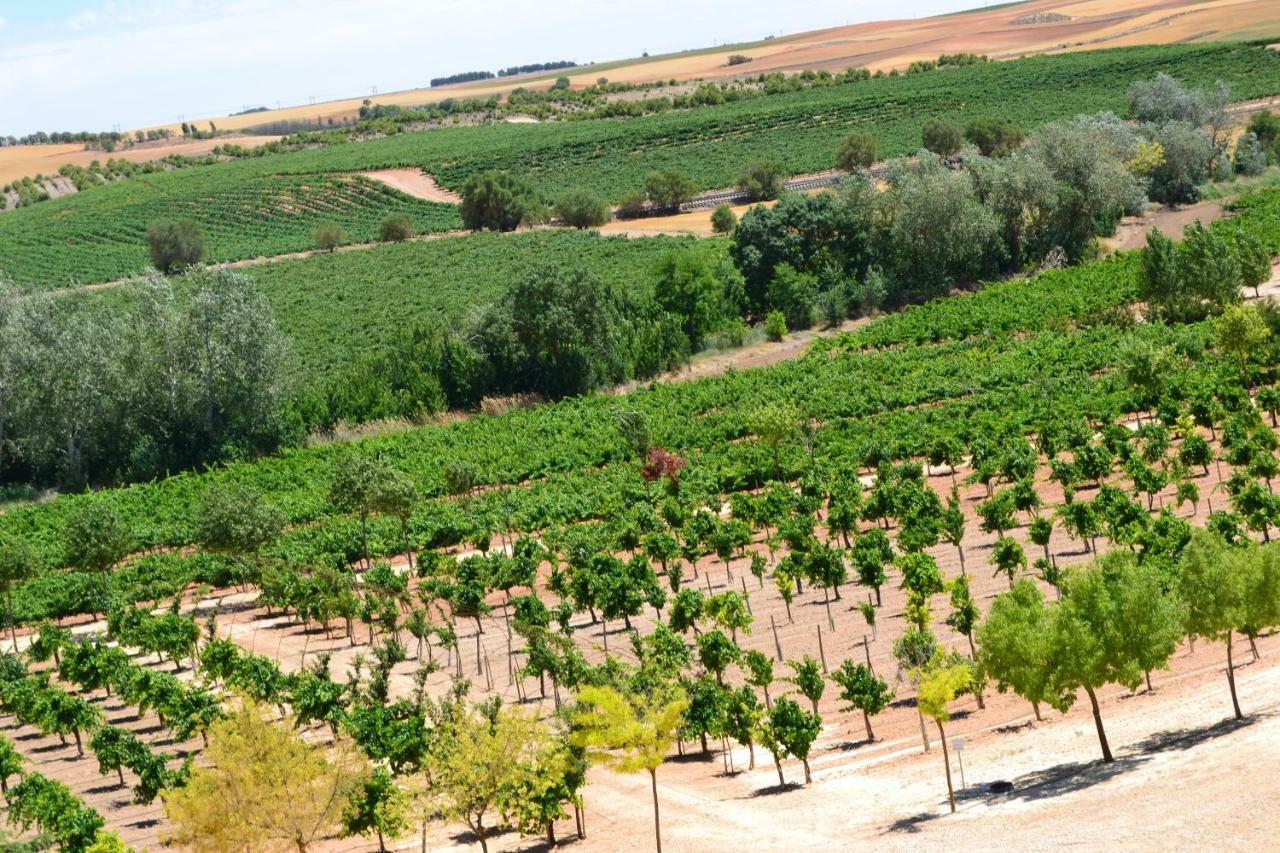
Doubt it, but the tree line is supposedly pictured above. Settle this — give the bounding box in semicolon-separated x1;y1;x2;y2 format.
0;268;295;489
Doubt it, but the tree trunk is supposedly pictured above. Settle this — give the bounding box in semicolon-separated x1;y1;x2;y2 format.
917;707;931;752
748;742;755;769
649;768;663;853
802;757;812;784
546;820;556;845
1226;630;1243;720
1032;701;1043;722
117;767;125;787
773;756;785;787
956;546;966;577
863;709;874;742
937;719;956;813
1083;685;1113;762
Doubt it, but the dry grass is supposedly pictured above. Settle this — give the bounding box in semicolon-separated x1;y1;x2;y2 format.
0;135;280;186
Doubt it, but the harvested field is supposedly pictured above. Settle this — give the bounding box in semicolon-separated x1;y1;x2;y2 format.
0;135;280;186
126;1;1280;137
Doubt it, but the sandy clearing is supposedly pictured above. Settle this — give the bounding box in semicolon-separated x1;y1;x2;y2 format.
0;135;280;186
360;167;461;203
600;200;766;238
1103;198;1228;252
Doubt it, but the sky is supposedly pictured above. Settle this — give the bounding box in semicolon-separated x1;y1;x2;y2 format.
0;0;989;136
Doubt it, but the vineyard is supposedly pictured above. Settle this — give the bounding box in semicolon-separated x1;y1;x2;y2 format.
2;184;1276;609
0;171;459;289
4;26;1280;851
3;42;1280;288
0;185;1278;846
243;230;711;384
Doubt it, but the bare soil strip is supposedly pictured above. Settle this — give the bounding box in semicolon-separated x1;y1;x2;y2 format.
360;168;462;203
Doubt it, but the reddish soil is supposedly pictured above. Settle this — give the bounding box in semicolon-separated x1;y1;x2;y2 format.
361;169;461;203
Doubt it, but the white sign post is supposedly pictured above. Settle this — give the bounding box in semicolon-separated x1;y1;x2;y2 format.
952;738;966;791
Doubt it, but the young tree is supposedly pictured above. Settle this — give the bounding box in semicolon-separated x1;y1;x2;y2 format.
757;696;821;785
329;453;395;569
571;684;688;853
743;649;776;708
313;221;348;253
914;656;972;813
945;575;982;661
63;503;132;615
786;655;825;714
165;698;369;853
1177;532;1280;719
830;660;894;741
342;767;408;852
977;580;1053;722
0;537;36;652
940;490;967;575
853;528;893;605
1048;553;1184;761
0;734;22;793
697;630;740;685
835;131;877;172
435;704;550;853
747;402;799;479
990;536;1026;589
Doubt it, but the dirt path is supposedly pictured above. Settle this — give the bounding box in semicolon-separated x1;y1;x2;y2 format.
1103;199;1227;252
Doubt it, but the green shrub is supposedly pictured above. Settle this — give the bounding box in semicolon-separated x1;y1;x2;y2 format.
378;213;415;242
764;310;787;341
835;131;877;171
710;204;737;234
554;189;610;228
738;161;784;202
145;220;205;274
313;221;348;252
460;170;546;232
921;118;963;156
616;190;648;219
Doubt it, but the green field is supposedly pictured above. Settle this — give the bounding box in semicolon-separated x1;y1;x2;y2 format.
3;42;1280;288
245;230;709;383
8;182;1277;574
0;172;459;289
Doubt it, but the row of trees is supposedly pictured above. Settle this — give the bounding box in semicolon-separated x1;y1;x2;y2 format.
729;109;1145;326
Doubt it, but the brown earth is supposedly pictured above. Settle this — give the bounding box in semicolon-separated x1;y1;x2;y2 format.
0;135;280;187
126;0;1280;137
361;168;461;203
1103;199;1228;252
